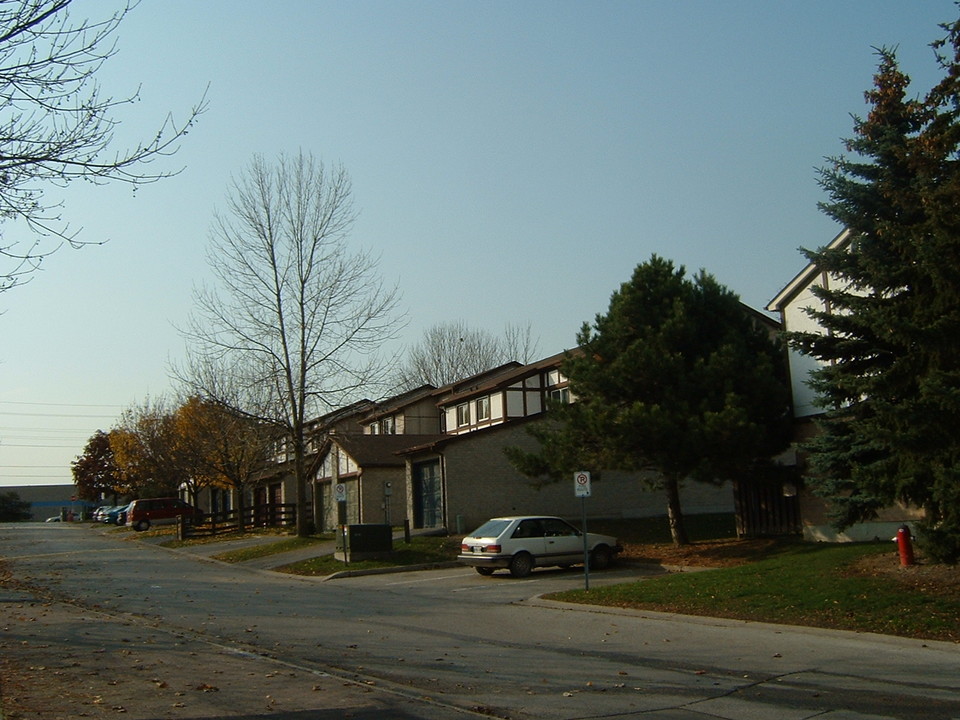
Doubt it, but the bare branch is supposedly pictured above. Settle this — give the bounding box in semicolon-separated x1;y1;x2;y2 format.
0;0;207;294
396;320;541;389
177;151;405;536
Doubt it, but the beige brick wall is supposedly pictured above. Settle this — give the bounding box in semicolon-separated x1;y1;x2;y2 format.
357;467;407;526
428;423;733;534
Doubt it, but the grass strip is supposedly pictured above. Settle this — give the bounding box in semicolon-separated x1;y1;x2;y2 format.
548;542;960;642
276;535;460;576
209;536;330;563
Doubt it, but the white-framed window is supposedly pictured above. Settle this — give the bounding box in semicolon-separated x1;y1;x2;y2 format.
549;387;571;404
380;415;396;434
476;396;490;422
456;403;470;427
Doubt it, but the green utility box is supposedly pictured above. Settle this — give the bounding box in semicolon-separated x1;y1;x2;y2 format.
335;523;393;562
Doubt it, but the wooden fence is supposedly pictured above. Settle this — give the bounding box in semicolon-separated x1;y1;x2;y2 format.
178;503;298;540
733;479;802;538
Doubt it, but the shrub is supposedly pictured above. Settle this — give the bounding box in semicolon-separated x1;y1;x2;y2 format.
916;523;960;565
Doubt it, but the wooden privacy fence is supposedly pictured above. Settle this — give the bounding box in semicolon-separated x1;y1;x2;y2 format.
733;479;802;538
178;503;298;540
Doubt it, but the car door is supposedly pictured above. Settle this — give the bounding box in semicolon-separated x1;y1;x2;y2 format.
507;519;547;560
540;518;584;565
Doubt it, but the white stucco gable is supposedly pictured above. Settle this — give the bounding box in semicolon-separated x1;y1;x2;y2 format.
767;228;852;419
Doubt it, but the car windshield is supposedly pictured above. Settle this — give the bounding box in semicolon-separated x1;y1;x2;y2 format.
467;519;512;539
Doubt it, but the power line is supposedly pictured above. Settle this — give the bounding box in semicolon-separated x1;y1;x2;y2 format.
0;465;63;470
0;400;125;409
1;443;83;448
0;411;117;419
0;425;93;433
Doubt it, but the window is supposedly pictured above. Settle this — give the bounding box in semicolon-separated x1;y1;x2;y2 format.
549;387;571;404
456;403;470;427
541;518;578;537
380;415;396;434
476;396;490;422
512;519;543;538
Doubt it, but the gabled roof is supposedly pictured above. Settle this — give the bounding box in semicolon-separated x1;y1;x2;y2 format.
362;384;437;423
306;399;376;431
766;228;852;313
739;301;781;332
438;362;524;396
327;433;447;467
438;351;573;406
396;413;544;455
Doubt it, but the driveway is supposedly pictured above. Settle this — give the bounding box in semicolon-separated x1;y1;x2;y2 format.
2;523;958;720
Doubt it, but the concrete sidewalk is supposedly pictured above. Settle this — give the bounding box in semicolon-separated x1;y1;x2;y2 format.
238;538;337;570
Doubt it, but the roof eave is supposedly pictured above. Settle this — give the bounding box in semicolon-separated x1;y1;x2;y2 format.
766;228;851;313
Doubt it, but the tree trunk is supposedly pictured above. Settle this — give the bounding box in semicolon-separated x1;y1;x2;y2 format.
664;475;689;546
294;460;309;538
236;484;247;531
293;432;310;537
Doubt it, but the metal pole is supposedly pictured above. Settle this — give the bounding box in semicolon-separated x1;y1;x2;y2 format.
581;496;590;591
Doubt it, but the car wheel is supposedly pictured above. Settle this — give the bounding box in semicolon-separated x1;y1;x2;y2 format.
591;545;612;570
134;519;150;532
475;567;495;576
509;552;533;578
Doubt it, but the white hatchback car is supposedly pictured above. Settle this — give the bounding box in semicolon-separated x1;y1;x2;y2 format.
458;516;622;578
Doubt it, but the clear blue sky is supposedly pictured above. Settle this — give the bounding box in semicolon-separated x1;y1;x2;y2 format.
1;0;956;487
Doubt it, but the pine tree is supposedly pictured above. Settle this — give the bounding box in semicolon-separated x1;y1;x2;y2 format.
508;256;791;546
790;19;960;561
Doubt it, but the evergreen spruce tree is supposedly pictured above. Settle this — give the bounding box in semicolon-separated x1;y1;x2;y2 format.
790;19;960;561
507;256;791;546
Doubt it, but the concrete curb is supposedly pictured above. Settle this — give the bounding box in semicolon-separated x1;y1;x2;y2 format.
322;560;462;580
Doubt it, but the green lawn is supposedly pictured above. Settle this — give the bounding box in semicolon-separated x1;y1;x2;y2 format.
548;541;960;642
209;535;332;563
275;535;461;576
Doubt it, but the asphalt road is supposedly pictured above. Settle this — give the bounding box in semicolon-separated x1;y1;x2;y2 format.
2;523;958;720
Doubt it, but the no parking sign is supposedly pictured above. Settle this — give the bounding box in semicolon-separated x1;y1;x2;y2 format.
574;471;591;498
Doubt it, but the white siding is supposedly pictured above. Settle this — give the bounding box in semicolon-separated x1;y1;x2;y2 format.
782;269;862;418
784;282;828;418
490;393;504;420
339;450;356;475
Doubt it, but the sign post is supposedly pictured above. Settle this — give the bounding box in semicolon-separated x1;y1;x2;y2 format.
574;471;592;590
335;483;348;565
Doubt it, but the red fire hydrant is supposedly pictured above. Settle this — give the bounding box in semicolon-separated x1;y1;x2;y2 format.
894;525;915;567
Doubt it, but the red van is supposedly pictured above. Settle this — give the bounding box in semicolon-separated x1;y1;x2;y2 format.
126;497;201;532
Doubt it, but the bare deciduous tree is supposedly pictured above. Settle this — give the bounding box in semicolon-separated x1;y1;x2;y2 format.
179;151;403;536
396;320;540;389
0;0;206;294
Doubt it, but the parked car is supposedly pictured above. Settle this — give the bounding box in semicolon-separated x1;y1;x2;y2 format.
101;504;129;526
458;516;622;578
92;505;111;522
126;497;201;532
